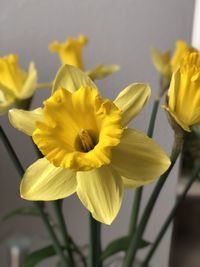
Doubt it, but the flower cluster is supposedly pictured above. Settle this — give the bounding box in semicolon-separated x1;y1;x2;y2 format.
3;37;200;227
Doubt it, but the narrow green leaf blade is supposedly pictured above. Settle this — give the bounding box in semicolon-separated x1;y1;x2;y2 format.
102;236;151;260
1;206;41;222
140;239;151;248
22;245;57;267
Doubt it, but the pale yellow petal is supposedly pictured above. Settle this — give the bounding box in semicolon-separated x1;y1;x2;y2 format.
9;108;43;136
52;64;97;93
76;165;124;224
111;128;170;182
0;101;13;115
18;62;37;99
86;64;120;80
20;158;77;201
114;83;151;126
151;48;171;78
0;82;15;99
0;90;14;115
167;69;180;112
162;105;191;132
170;40;187;72
122;176;155;188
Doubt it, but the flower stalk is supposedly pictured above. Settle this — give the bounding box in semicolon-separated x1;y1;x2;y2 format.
128;76;167;240
53;200;75;266
0;125;69;267
141;160;200;267
123;137;182;267
89;215;102;267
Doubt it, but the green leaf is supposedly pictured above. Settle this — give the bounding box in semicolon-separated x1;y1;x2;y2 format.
101;236;151;260
22;245;58;267
1;206;41;222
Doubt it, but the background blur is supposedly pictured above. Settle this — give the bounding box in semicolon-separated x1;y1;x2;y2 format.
0;0;195;266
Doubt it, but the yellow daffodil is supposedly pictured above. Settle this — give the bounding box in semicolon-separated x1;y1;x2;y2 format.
49;34;119;80
9;65;170;224
163;52;200;132
0;54;37;115
49;34;88;69
151;40;197;81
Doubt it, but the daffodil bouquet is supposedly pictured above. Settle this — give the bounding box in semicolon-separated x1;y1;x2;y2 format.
1;36;200;267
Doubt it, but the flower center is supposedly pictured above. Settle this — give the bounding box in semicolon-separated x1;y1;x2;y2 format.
33;86;123;171
79;129;95;152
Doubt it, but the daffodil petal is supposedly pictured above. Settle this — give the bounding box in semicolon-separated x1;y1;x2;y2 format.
151;48;171;79
18;62;37;99
114;83;151;126
20;158;76;201
162;105;191;132
0;90;14;115
52;64;97;93
76;165;124;224
9;108;43;136
111;128;170;182
86;64;120;80
0;101;13;115
122;176;155;188
0;82;15;99
167;69;180;112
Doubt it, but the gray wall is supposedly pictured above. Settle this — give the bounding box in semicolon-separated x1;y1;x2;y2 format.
0;0;195;266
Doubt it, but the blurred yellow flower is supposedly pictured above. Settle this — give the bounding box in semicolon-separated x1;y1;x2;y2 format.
0;54;37;115
49;34;119;80
151;40;196;81
49;34;88;70
9;65;170;224
164;52;200;132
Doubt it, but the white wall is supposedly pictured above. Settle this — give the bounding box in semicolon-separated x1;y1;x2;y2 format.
0;0;195;266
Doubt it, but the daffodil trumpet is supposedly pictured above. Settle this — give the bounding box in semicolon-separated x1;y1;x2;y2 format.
49;34;120;80
9;64;170;225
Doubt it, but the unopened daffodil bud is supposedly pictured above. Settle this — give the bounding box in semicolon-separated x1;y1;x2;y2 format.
163;52;200;132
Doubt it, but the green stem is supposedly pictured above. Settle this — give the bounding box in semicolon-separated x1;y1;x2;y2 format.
36;82;52;89
147;98;160;138
16;96;34;110
53;200;75;266
0;126;24;176
128;188;143;235
141;163;200;267
88;215;102;267
128;97;161;237
0;126;69;267
69;237;87;267
123;143;181;267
